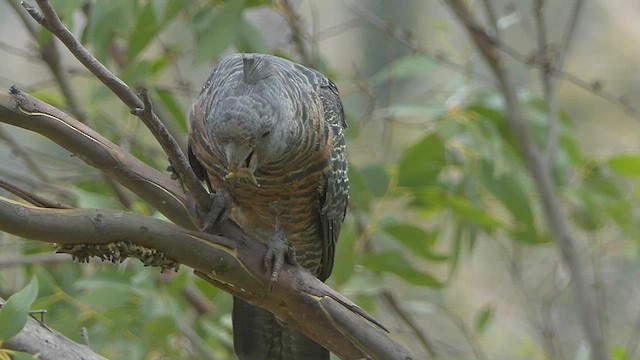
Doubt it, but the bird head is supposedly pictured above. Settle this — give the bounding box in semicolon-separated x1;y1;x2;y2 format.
203;57;294;186
207;105;276;185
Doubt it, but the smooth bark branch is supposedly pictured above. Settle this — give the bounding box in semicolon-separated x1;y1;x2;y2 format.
1;296;108;360
443;1;609;359
0;197;412;359
0;90;197;229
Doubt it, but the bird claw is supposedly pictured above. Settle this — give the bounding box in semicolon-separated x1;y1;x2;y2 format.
166;161;183;184
264;225;296;290
201;190;232;231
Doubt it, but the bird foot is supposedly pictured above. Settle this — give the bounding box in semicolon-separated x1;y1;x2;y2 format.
264;224;296;290
166;161;183;185
201;190;232;231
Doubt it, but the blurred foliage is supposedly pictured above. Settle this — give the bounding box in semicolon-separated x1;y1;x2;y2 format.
1;1;640;359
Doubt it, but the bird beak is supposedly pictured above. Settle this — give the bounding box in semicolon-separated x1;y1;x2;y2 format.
223;144;259;186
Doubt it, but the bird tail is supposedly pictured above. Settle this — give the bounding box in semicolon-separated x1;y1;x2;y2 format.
233;297;329;360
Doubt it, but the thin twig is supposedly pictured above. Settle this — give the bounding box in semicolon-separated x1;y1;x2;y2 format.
7;0;38;37
0;41;39;60
80;327;90;347
481;0;499;36
21;0;209;212
381;291;438;359
178;322;219;360
9;0;87;123
343;0;496;85
503;242;564;359
9;1;150;209
2;5;136;207
346;0;639;120
0;125;50;180
442;1;609;359
0;175;71;208
0;253;70;267
276;0;314;67
435;303;488;360
496;36;640;118
625;303;640;358
535;0;585;167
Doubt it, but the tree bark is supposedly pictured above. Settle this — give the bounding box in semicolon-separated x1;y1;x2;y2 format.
1;297;108;360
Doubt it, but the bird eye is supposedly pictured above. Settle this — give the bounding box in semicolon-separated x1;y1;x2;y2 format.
261;131;271;139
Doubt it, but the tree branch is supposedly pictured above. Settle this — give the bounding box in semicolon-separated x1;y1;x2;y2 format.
381;291;438;359
442;1;609;359
0;197;413;359
0;253;70;267
276;0;314;67
0;124;50;181
0;89;197;229
535;0;585;167
0;175;71;208
9;0;141;209
20;0;209;212
1;296;108;360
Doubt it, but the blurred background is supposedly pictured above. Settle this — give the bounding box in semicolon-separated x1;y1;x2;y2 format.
2;1;640;359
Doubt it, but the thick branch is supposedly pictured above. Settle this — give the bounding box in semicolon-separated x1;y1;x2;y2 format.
0;197;414;360
0;90;197;229
442;1;609;359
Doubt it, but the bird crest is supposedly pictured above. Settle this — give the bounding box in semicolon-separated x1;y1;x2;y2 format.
242;54;271;85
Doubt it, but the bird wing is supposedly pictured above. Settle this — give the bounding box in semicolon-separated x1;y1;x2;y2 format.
315;76;349;281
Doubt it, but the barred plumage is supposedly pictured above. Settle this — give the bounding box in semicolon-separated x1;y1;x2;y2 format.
188;53;348;360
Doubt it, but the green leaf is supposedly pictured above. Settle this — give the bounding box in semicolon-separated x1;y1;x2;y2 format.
195;0;245;61
377;102;441;120
0;278;39;341
156;89;187;132
361;165;390;197
49;0;86;29
479;161;534;230
151;0;184;25
411;188;504;229
145;315;178;347
245;0;272;6
445;194;504;228
397;134;446;188
362;250;444;288
474;305;493;333
371;55;436;84
82;0;136;62
237;16;268;53
76;275;143;308
74;188;121;209
383;223;447;262
127;2;159;61
330;217;357;285
7;351;39;360
608;154;640;177
347;165;371;212
120;59;152;84
611;345;629;360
